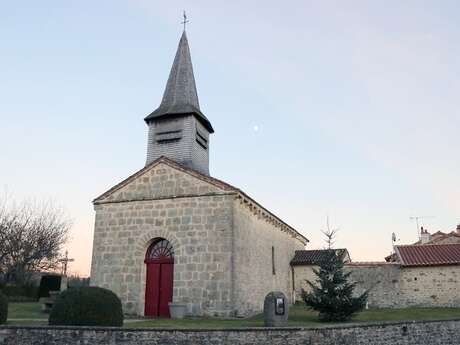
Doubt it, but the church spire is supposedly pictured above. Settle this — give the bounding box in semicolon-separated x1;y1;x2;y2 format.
144;30;214;175
144;31;213;133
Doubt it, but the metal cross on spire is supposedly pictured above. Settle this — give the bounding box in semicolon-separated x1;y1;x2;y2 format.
181;11;189;31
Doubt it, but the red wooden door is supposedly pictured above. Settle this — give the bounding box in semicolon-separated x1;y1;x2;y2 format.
144;239;174;318
158;263;173;317
145;263;161;316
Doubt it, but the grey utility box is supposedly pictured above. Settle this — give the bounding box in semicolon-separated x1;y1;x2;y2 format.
263;291;288;327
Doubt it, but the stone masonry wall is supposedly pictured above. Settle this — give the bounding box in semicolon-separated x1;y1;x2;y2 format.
3;319;460;345
91;162;236;316
292;265;317;301
293;263;460;308
400;265;460;307
98;161;224;203
347;263;402;308
232;198;305;316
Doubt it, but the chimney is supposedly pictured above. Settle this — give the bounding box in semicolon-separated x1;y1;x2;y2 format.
420;227;431;244
457;224;460;234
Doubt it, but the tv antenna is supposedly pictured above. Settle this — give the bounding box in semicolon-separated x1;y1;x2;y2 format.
409;216;435;240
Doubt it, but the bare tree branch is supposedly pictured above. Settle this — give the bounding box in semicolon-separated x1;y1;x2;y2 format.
321;216;339;249
0;195;72;285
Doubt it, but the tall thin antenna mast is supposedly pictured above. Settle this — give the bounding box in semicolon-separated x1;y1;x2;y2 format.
409;216;435;240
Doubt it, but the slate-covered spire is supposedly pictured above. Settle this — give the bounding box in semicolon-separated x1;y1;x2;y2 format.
145;31;213;133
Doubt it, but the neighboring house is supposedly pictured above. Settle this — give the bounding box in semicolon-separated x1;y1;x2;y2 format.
293;244;460;308
387;243;460;307
290;249;350;300
385;224;460;262
90;31;308;318
376;243;460;308
415;225;460;245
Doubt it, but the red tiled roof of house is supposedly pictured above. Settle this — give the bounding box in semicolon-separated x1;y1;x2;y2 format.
394;244;460;267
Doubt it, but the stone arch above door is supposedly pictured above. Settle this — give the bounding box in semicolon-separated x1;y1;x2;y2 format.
144;236;175;318
145;238;174;263
134;229;181;258
134;228;181;316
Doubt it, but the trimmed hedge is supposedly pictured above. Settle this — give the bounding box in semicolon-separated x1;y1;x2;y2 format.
0;284;38;302
49;286;123;326
0;291;8;324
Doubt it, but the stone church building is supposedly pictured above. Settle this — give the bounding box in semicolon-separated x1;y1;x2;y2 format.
90;31;308;317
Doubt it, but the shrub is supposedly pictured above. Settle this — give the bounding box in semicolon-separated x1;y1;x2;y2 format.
0;284;39;301
38;275;61;299
0;292;8;324
67;276;90;288
4;295;36;303
49;287;123;326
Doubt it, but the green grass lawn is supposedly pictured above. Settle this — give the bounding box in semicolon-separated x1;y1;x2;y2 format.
6;302;460;328
7;302;45;320
125;305;460;329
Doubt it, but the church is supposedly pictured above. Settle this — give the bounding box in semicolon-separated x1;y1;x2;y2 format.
90;30;308;317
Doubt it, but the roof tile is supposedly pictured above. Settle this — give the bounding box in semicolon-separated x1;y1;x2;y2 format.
395;244;460;267
290;249;348;266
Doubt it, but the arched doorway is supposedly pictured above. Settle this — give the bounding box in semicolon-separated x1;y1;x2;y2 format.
144;238;174;317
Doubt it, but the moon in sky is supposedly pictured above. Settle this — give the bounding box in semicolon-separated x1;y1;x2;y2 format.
253;125;259;132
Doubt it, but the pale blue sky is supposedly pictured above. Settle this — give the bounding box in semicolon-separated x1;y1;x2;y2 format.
1;1;459;275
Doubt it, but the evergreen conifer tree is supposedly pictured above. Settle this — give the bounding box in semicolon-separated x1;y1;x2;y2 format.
302;250;368;322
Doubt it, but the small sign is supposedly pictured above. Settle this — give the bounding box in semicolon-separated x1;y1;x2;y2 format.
275;297;285;315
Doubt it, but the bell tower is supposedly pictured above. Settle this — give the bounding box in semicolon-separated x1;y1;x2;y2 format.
144;31;214;175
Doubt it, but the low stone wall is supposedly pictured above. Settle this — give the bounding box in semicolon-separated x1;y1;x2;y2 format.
293;262;460;308
293;263;402;308
347;263;402;308
1;319;460;345
349;263;460;308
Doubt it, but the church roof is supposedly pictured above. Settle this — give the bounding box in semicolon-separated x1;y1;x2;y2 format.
93;156;308;245
144;31;214;133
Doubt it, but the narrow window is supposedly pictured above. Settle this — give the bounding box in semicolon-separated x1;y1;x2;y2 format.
272;246;276;275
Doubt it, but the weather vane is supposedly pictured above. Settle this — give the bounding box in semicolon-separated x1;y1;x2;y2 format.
181;11;189;31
